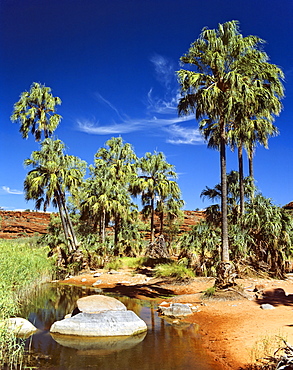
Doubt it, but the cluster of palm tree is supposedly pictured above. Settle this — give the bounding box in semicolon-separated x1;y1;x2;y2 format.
11;84;184;261
177;20;284;285
180;174;293;279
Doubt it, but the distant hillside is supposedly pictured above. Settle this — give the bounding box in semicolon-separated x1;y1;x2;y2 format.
0;210;205;240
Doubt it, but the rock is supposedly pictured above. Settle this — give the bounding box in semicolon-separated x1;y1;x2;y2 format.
6;317;37;337
93;272;102;278
50;311;147;336
51;331;146;351
260;304;275;310
158;303;193;317
92;280;102;286
76;295;127;313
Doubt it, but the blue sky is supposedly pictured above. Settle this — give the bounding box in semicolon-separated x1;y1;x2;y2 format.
1;0;293;211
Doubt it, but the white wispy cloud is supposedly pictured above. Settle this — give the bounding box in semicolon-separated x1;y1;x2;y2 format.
77;115;195;136
147;88;179;115
76;56;203;146
149;54;175;88
95;92;126;121
165;124;204;145
2;186;23;195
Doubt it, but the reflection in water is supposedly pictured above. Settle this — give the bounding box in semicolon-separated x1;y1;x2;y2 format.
51;332;147;352
20;284;218;370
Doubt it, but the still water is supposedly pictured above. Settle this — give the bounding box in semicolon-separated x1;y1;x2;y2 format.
21;284;219;370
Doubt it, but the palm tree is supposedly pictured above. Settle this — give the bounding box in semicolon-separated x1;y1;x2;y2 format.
244;194;293;278
177;20;283;271
11;82;62;141
131;151;181;242
24;138;86;252
201;171;254;223
82;137;138;248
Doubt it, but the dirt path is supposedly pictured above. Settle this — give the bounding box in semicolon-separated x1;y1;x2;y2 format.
59;270;293;369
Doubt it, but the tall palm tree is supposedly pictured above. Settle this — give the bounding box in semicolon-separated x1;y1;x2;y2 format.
131;151;181;242
11;82;62;141
177;20;283;268
24;138;86;252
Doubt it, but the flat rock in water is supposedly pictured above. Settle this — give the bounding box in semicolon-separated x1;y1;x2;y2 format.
6;317;37;337
50;311;147;336
77;295;127;313
158;303;193;317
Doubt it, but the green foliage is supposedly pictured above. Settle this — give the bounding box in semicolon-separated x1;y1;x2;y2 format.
179;220;221;276
11;82;62;141
202;286;216;298
181;190;293;278
242;194;293;278
0;239;55;368
131;151;183;241
154;262;195;280
177;20;284;264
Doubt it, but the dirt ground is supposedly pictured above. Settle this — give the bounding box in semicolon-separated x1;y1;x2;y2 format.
59;269;293;369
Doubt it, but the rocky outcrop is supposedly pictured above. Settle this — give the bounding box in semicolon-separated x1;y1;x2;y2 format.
0;211;51;239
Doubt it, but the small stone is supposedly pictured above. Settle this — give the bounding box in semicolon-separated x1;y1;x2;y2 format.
260;304;275;310
92;280;102;286
81;278;87;282
93;272;102;278
158;302;193;317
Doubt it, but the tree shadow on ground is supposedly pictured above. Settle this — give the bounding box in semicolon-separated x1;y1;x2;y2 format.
102;282;174;299
255;287;293;307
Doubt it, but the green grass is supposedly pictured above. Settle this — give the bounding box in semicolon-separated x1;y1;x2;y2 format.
154;262;195;280
0;238;55;369
202;286;216;298
104;256;151;271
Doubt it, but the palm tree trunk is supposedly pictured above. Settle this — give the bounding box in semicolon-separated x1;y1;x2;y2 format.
100;209;106;243
220;122;229;262
114;215;120;249
238;143;245;215
57;185;78;250
55;192;72;252
151;195;155;242
248;145;255;200
160;211;164;234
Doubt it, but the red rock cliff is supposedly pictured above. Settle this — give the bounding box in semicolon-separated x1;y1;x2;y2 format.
0;211;51;239
0;210;205;240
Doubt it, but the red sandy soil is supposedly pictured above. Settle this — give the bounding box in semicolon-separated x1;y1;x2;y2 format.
59;270;293;370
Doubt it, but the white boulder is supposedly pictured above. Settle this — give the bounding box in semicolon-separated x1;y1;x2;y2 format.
6;317;37;337
50;311;147;336
76;294;126;313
